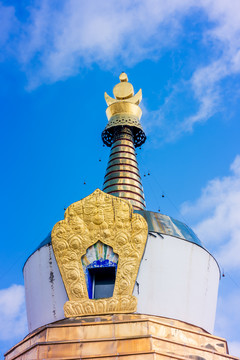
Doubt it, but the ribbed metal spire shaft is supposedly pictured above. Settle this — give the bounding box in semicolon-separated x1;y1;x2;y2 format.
103;127;146;210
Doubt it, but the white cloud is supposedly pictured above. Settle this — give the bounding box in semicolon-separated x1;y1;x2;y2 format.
181;155;240;269
17;0;196;87
0;0;240;136
181;0;240;133
181;60;226;132
0;285;27;341
144;0;240;141
0;2;17;48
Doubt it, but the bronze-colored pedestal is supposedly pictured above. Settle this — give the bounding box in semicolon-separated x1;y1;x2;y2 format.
5;314;238;360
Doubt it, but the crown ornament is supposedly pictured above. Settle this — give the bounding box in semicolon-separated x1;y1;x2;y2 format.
102;72;146;148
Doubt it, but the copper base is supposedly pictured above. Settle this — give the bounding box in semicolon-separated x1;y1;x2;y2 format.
5;314;238;360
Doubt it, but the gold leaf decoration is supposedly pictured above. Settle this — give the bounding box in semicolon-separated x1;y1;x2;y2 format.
51;189;148;317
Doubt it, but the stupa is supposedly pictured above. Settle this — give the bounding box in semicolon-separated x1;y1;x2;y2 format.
5;73;238;360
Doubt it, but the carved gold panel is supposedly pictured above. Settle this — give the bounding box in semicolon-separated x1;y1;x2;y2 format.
51;189;148;317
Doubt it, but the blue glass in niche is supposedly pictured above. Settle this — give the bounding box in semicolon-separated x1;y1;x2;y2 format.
86;259;117;299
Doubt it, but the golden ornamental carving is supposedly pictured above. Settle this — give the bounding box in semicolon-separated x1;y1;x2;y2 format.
51;189;148;317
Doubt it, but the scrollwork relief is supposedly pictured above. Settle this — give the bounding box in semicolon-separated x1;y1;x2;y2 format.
52;189;148;317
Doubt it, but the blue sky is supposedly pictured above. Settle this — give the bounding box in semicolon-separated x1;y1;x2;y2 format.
0;0;240;358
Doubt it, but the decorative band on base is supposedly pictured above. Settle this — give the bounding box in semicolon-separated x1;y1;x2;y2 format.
64;295;137;317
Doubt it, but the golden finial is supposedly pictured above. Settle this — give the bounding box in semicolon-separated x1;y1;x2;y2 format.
113;73;134;100
102;72;146;148
104;72;142;106
119;72;128;82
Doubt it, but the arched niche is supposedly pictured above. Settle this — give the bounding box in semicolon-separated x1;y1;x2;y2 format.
82;241;118;299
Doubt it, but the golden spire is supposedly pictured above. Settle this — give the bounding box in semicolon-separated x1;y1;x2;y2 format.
102;73;146;211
